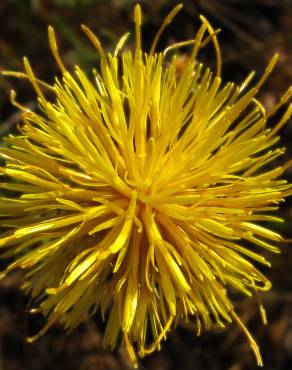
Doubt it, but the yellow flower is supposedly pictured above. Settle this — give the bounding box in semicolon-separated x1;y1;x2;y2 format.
1;4;292;367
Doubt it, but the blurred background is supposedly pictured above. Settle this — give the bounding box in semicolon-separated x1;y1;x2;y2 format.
0;0;292;369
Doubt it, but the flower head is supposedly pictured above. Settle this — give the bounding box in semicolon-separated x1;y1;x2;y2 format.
1;4;292;367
